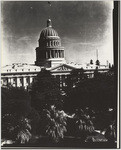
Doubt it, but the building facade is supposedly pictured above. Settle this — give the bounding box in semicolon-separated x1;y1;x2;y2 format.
1;19;109;89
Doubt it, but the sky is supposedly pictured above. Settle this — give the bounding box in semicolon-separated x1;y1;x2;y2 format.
1;1;113;66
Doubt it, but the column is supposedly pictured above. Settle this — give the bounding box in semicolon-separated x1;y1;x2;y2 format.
59;50;61;58
21;77;24;87
23;77;27;88
50;50;52;58
51;50;54;58
62;51;64;58
15;78;17;87
30;76;33;84
8;78;11;84
17;78;20;87
53;50;55;58
55;50;57;58
10;78;14;86
20;78;23;87
57;50;59;58
27;77;30;86
50;41;52;46
13;78;16;87
52;41;54;47
60;50;62;58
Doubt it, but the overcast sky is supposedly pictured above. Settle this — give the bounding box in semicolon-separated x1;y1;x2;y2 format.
1;1;113;66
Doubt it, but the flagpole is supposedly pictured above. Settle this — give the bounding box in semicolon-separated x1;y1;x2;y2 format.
96;49;98;60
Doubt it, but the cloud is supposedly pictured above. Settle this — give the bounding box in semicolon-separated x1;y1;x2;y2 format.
1;1;113;66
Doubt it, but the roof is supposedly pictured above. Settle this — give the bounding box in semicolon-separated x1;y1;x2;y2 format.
1;62;109;75
1;63;41;73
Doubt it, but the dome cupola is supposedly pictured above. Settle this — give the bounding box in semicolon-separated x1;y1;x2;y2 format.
47;19;52;27
35;19;66;68
40;19;59;40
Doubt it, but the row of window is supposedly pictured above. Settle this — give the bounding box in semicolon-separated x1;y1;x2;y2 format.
6;68;39;72
40;40;61;47
2;77;35;86
46;50;64;59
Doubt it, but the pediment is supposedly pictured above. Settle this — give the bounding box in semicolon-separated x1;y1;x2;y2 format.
50;64;76;72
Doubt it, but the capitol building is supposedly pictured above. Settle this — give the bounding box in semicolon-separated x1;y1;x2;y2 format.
1;19;109;89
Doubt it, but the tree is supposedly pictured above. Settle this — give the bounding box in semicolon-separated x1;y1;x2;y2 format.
94;67;100;78
1;87;38;143
64;70;116;112
43;105;67;143
15;117;32;144
30;69;63;111
64;68;85;97
109;63;111;68
71;68;85;84
2;87;31;117
90;59;93;65
96;59;100;66
74;108;95;141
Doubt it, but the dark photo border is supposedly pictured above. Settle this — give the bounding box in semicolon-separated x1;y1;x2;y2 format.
1;0;120;149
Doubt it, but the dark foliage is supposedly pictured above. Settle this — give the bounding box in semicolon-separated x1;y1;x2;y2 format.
90;59;93;65
64;70;116;112
64;68;86;98
66;108;95;141
94;108;117;132
30;69;63;111
2;87;31;116
2;87;39;143
104;121;117;142
96;60;100;66
39;105;67;143
2;66;117;146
